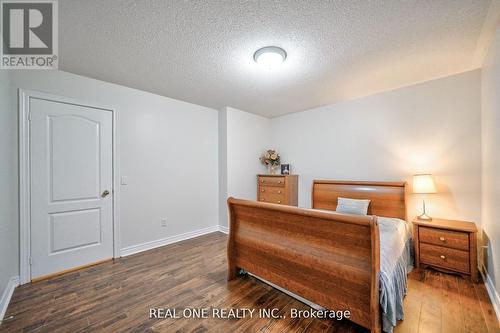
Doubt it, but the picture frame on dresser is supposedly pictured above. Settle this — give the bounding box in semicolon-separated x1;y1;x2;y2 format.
281;164;290;175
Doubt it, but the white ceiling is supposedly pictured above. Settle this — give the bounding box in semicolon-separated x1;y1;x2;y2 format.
59;0;496;118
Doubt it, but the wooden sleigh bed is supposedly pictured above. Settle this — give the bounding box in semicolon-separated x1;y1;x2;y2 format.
227;180;407;333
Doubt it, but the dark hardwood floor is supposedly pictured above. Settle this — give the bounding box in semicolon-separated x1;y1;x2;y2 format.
1;232;498;332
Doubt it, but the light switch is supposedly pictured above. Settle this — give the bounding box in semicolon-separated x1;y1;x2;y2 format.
121;176;128;185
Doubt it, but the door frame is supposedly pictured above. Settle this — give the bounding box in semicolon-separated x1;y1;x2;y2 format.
18;89;121;284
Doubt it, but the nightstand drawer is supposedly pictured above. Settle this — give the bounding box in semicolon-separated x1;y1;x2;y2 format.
419;227;469;251
420;243;470;273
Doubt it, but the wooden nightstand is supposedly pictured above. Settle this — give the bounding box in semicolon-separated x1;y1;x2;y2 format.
413;218;478;282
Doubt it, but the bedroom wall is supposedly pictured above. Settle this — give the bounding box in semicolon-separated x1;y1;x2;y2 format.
6;70;219;253
270;70;482;224
481;24;500;304
218;109;229;229
218;107;271;228
0;71;19;305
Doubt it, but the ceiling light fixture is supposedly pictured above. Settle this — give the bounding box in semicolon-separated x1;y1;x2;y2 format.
253;46;287;67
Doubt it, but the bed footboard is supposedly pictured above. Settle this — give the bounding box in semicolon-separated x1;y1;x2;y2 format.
227;198;381;333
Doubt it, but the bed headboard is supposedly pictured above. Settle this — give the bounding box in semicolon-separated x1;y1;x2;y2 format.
312;180;407;220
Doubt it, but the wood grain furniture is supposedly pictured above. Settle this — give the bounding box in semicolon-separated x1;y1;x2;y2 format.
413;218;478;283
311;180;407;219
257;174;298;206
228;180;407;333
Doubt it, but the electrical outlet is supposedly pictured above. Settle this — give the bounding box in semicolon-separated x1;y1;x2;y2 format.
161;218;167;227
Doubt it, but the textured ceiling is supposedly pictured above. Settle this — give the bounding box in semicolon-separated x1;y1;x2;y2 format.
59;0;495;117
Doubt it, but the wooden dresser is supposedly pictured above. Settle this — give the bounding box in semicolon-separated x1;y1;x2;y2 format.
257;174;298;206
413;218;478;282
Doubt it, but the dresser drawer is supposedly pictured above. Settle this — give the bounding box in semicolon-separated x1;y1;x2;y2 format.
258;186;285;195
420;243;470;273
419;227;469;251
259;193;285;204
258;176;285;187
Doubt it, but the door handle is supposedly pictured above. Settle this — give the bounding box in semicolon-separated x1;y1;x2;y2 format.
101;190;110;198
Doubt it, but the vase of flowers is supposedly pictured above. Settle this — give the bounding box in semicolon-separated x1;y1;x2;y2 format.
260;149;280;175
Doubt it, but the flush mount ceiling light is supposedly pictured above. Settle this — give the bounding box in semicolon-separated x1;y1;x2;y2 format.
253;46;287;67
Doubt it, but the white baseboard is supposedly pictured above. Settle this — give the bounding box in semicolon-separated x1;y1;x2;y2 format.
0;276;19;323
218;225;229;234
121;226;220;257
480;264;500;321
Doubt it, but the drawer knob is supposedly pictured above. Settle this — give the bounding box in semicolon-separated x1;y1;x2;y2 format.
440;255;446;260
261;180;264;183
278;200;281;204
261;189;265;192
278;190;281;194
278;181;282;184
439;237;445;241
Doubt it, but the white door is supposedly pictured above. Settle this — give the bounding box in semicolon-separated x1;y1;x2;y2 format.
30;97;113;280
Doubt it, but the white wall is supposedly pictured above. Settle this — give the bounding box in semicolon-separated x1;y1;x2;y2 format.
271;70;482;223
0;71;19;298
218;108;228;228
219;107;271;227
481;25;500;298
7;70;219;251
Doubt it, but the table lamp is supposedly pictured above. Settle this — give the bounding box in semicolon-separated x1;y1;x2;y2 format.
413;174;437;221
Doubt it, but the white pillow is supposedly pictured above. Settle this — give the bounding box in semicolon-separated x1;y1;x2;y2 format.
336;197;371;215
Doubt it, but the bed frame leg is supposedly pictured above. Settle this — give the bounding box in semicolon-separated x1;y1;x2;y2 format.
227;198;239;281
227;265;239;281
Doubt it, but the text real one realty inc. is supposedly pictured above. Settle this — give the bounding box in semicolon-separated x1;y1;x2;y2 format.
149;308;351;320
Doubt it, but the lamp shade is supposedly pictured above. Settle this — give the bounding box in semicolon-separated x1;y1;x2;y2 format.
413;174;437;194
